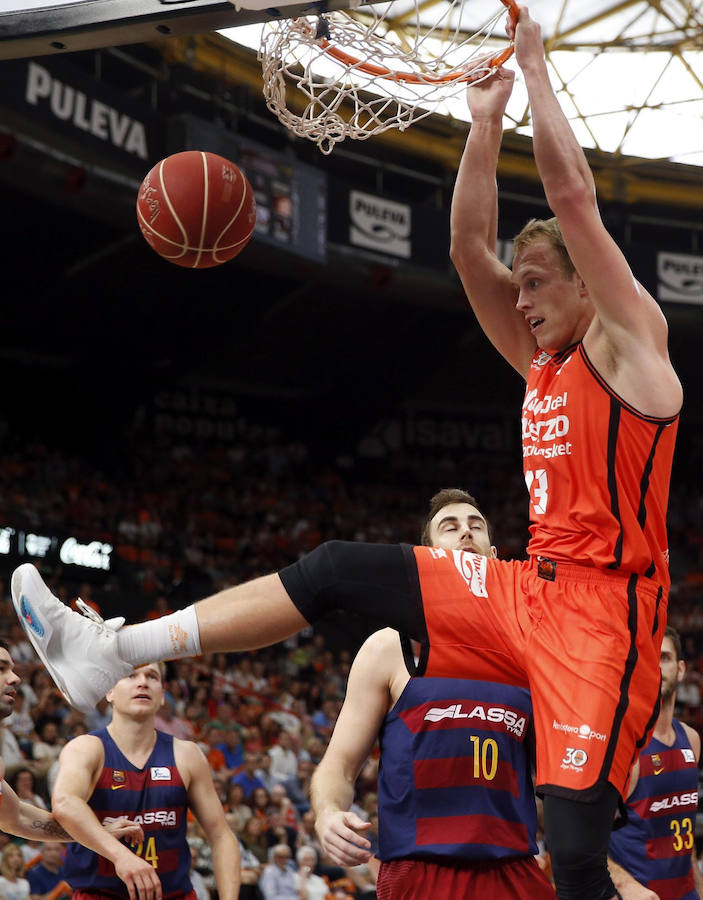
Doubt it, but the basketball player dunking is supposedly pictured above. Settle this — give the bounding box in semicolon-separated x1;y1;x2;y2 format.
10;7;681;900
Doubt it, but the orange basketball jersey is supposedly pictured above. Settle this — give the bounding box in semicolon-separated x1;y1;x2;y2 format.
522;343;678;587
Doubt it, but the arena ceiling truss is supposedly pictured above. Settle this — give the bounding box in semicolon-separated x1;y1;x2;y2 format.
216;0;703;167
375;0;703;166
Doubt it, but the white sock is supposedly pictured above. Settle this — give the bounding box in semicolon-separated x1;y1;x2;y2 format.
117;605;202;666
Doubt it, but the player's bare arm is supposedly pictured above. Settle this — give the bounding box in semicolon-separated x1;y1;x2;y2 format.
512;6;681;416
0;776;71;842
605;857;659;900
625;758;641;801
175;739;241;900
450;66;536;378
52;735;162;900
605;759;652;898
311;629;399;866
0;752;67;841
0;751;140;845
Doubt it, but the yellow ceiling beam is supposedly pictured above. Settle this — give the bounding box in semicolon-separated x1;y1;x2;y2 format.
155;33;703;211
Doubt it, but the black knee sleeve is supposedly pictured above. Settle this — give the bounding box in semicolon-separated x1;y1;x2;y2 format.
279;541;427;642
544;784;620;900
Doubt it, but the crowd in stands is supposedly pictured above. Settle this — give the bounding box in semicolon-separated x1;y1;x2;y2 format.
0;428;702;896
0;592;378;899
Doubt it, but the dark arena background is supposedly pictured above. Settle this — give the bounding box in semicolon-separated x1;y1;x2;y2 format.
1;3;703;891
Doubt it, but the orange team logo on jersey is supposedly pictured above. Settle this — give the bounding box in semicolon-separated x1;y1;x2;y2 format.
651;753;664;775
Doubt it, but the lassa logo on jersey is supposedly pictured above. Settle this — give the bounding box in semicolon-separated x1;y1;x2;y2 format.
649;792;698;814
423;702;527;737
102;810;178;827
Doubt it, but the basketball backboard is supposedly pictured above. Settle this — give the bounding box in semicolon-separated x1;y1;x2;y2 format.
0;0;364;61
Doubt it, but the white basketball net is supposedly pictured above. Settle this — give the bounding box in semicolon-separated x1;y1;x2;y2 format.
258;0;516;154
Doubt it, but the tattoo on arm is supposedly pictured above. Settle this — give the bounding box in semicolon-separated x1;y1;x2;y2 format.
31;819;71;839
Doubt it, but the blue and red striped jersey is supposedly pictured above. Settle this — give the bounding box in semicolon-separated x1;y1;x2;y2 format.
377;676;537;862
609;719;699;900
64;728;193;899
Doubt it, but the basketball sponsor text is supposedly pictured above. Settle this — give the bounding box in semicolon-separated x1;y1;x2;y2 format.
552;720;607;742
657;251;703;304
424;702;527;737
451;549;488;598
59;537;112;570
25;62;149;159
522;389;572;459
649;792;698;814
103;810;177;827
349;190;411;259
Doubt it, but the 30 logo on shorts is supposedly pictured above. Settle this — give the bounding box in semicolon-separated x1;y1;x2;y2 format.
562;747;588;769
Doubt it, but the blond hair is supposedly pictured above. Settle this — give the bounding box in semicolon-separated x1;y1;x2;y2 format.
0;843;24;878
513;217;575;279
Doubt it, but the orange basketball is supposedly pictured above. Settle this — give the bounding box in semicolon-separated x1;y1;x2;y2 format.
136;150;256;268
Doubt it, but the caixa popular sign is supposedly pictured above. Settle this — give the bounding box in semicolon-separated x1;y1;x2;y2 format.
0;526;112;572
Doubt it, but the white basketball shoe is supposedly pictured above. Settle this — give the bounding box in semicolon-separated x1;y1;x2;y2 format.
11;563;133;713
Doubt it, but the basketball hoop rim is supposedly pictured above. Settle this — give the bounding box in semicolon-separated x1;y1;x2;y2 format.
318;0;519;85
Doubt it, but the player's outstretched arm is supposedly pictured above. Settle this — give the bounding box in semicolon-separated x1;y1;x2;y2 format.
52;736;162;900
177;740;241;900
512;5;681;415
0;778;71;842
311;630;395;866
450;68;536;379
0;754;140;845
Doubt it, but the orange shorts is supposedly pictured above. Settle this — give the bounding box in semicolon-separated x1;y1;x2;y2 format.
414;547;666;799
